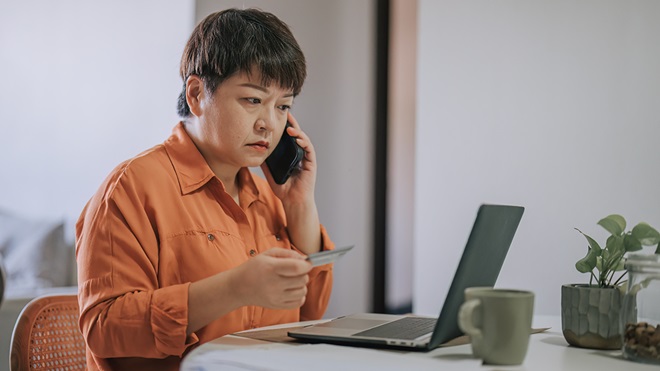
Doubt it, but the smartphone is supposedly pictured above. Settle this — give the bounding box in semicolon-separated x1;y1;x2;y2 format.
265;122;304;184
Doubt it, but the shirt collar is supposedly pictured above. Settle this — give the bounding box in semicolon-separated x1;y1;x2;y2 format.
237;167;261;208
164;122;262;205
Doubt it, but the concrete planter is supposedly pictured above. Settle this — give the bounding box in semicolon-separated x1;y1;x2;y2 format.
561;284;623;350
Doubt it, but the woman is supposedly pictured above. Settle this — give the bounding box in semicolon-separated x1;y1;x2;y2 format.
76;8;334;370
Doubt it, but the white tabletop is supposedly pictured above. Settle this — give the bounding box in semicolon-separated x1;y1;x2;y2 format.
181;315;660;371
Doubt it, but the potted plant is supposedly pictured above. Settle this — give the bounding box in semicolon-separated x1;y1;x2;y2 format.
561;214;660;350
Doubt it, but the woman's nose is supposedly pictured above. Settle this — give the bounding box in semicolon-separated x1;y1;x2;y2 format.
256;119;268;131
256;111;278;132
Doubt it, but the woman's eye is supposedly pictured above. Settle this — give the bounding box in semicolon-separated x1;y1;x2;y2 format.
278;104;292;111
246;98;261;104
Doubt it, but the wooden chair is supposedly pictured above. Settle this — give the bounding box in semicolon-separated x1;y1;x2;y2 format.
10;294;86;370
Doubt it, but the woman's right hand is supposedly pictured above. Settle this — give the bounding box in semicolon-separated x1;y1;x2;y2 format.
187;247;312;335
230;247;312;309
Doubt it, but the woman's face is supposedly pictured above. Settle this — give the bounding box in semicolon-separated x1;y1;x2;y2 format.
189;69;294;176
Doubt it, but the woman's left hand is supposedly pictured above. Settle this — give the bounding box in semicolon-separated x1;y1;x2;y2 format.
261;113;322;255
261;112;317;205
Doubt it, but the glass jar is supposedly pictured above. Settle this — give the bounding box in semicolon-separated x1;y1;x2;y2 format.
621;253;660;364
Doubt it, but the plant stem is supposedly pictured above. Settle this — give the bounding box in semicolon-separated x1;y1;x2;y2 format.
606;269;616;286
600;252;624;287
599;268;610;287
612;271;628;287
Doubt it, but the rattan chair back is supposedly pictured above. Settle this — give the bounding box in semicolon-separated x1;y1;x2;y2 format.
10;294;86;370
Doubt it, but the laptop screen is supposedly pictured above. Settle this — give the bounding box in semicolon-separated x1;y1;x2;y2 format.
429;204;524;348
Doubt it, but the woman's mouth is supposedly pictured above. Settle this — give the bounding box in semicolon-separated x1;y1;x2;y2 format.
247;141;270;152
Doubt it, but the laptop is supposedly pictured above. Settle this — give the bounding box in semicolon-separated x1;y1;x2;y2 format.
288;204;524;350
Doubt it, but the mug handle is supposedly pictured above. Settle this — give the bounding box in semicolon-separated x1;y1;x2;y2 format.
458;298;483;341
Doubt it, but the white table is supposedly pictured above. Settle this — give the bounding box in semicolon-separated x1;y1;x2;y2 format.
181;315;660;370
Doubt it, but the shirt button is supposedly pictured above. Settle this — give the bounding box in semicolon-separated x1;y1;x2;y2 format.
249;249;256;256
275;235;282;241
207;234;215;241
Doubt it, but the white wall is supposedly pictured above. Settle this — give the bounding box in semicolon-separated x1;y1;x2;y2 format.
0;0;375;318
0;0;194;230
414;0;660;316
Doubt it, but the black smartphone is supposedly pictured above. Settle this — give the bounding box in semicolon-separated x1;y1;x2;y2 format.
265;122;304;184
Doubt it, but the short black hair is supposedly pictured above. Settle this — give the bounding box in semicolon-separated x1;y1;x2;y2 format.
177;8;307;117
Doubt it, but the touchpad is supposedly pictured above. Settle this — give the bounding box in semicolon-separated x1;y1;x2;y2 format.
316;318;389;330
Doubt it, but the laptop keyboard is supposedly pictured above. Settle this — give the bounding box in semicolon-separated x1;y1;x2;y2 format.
353;317;437;340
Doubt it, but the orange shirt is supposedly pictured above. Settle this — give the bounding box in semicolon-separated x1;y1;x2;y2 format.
75;122;334;370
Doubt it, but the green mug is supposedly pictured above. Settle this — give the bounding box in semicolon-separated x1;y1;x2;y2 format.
458;288;534;365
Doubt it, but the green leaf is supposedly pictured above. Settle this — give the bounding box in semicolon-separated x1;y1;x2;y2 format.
624;233;643;252
613;258;626;271
656;242;660;254
603;236;625;275
600;250;621;273
574;228;602;253
631;222;660;246
606;235;625;256
596;255;603;272
576;248;598;273
598;214;626;236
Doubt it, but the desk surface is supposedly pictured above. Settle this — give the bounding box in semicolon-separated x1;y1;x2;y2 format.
181;315;660;371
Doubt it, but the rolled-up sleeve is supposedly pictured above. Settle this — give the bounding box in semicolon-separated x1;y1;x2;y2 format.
299;224;335;321
150;284;198;355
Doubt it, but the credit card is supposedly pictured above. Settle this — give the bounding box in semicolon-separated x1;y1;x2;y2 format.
306;245;354;267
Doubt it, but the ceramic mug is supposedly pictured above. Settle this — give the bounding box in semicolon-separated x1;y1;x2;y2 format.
458;288;534;365
461;286;496;358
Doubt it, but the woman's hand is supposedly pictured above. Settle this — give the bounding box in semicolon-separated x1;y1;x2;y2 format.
261;113;322;255
230;248;312;309
187;248;312;335
261;112;317;206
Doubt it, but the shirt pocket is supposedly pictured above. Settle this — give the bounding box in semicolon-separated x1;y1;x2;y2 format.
256;226;292;252
160;229;247;284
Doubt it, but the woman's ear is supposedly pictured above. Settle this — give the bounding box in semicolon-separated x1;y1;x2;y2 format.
185;75;204;117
